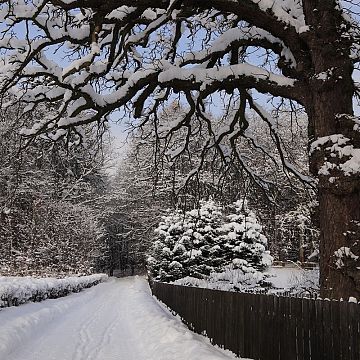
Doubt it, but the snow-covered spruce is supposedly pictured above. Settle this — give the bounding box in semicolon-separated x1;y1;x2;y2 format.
147;199;272;288
147;199;226;281
0;274;108;308
219;199;273;274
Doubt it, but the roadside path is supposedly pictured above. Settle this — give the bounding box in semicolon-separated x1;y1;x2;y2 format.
0;277;238;360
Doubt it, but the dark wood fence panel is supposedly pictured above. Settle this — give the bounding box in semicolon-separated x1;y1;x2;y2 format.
151;282;360;360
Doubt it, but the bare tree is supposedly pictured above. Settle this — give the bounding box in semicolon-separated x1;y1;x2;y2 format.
0;0;359;298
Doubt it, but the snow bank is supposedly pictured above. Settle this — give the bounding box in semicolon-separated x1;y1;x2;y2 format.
0;274;108;308
173;264;267;292
266;266;319;296
130;277;238;359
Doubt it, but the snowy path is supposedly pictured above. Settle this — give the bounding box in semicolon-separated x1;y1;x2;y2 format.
0;277;238;360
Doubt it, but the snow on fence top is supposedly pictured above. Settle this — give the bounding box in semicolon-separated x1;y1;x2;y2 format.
0;274;108;308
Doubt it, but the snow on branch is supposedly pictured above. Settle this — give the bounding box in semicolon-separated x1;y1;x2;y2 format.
159;63;296;89
249;0;306;32
178;26;296;68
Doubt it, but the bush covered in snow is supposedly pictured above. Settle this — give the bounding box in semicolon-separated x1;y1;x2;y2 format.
147;199;272;284
174;266;320;295
0;274;108;308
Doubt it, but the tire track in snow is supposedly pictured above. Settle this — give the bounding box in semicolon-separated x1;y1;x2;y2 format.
90;305;121;360
90;279;145;360
72;283;115;360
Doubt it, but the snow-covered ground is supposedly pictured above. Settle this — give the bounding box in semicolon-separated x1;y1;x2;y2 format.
264;266;304;288
0;277;240;360
265;266;319;291
173;265;319;295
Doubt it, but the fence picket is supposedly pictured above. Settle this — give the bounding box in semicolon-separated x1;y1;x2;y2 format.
237;290;245;357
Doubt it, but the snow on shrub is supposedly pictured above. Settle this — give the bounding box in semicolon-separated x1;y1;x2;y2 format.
174;266;321;295
148;198;272;286
0;274;108;308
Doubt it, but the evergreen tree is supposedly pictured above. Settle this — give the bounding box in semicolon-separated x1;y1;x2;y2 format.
220;200;273;275
148;199;225;281
147;209;188;281
148;198;272;283
185;199;225;278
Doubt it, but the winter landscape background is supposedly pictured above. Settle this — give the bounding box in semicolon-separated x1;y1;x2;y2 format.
1;0;360;359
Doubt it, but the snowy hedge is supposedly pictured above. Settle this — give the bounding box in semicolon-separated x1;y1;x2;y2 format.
0;274;108;308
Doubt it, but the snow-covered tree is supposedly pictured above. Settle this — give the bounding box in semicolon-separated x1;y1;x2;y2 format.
184;199;226;278
220;200;273;274
276;201;319;262
148;198;272;282
100;136;174;275
148;210;189;281
0;0;359;297
148;199;225;281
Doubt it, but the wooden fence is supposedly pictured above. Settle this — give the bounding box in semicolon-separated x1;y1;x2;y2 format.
151;281;360;360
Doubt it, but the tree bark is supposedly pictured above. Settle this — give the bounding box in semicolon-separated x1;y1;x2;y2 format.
318;185;360;299
307;78;360;300
303;2;360;298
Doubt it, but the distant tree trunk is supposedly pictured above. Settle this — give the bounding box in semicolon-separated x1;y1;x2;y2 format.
299;229;305;264
304;3;360;298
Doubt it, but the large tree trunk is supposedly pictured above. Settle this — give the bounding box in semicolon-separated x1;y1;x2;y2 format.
307;73;360;300
318;185;360;299
308;100;360;300
304;1;360;298
308;88;360;299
